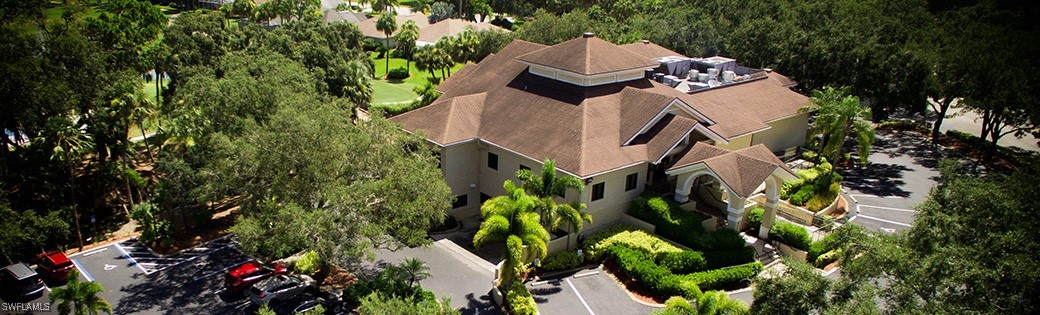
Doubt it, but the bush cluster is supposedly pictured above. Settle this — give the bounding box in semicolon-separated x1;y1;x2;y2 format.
506;282;537;315
540;251;583;271
768;221;812;251
781;159;842;211
628;192;747;251
582;226;682;260
745;206;764;231
681;262;763;291
608;245;702;298
702;248;756;270
386;67;410;80
294;250;322;275
807;223;867;267
657;251;707;274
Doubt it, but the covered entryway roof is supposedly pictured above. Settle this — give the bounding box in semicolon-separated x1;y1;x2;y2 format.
666;142;796;199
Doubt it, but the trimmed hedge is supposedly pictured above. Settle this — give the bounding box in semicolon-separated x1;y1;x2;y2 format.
386;67;410;80
769;221;812;251
583;226;682;260
657;251;707;274
541;251;583;271
506;282;537;315
682;262;763;291
703;248;756;270
608;245;701;298
629;192;746;251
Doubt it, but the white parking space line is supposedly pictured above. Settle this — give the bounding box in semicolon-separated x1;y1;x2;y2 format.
114;243;152;274
855;214;913;227
71;259;95;282
565;278;596;315
192;258;252;282
72;247;109;258
859;204;917;213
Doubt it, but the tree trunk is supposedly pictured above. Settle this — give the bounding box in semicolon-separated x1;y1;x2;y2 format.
69;164;85;251
385;36;391;75
139;118;154;163
931;98;952;142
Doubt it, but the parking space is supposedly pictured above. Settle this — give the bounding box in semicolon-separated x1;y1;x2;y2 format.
372;239;501;315
527;267;658;315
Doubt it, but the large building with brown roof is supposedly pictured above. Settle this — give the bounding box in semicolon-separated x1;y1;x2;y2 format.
390;34;808;236
358;13;507;47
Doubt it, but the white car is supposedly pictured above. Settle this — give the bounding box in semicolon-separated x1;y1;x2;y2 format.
248;274;316;305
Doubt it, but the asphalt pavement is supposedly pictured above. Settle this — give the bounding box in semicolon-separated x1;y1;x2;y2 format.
371;239;501;315
528;266;659;315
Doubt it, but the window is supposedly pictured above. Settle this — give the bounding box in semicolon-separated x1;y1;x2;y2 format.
519;165;530;172
480;193;491;203
625;173;639;191
452;194;468;208
591;182;605;201
487;153;498;170
556;190;566;198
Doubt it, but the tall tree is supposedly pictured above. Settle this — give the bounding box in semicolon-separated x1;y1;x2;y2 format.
516;160;591;233
394;19;420;75
751;258;831;314
473;181;549;287
376;12;398;75
800;86;875;166
49;269;113;315
371;0;399;12
42;117;93;251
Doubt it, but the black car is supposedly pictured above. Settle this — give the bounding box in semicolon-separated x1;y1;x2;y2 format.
1;263;46;300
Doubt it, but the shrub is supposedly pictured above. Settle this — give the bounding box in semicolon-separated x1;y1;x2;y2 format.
814;248;842;267
769;222;812;251
629;192;752;253
745;206;764;231
683;262;763;291
506;282;537;315
657;251;707;274
703;248;756;269
363;39;383;52
584;226;682;260
294;250;323;275
387;67;410;80
541;251;583;271
807;241;828;264
490;15;513;30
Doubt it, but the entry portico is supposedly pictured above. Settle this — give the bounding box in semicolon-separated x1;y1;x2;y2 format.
666;142;797;237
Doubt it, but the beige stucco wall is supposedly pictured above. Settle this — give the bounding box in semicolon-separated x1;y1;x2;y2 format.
752;113;810;153
715;133;753;151
441;141;481;218
579;163;649;231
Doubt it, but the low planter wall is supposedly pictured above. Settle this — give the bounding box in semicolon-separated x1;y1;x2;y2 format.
814;194;843;217
546;234;579;255
775;242;808;262
619;213;656;233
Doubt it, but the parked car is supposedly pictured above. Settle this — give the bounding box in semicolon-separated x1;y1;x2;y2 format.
1;263;46;299
37;250;75;282
248;274;316;305
226;260;288;294
274;292;347;315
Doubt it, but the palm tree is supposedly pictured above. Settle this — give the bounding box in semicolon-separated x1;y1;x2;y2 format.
398;257;431;287
516;160;592;234
395;20;420;75
652;292;749;315
43;116;93;251
376;12;398;75
371;0;398;12
49;269;113;315
799;86;875;166
473;181;549;287
412;0;433;14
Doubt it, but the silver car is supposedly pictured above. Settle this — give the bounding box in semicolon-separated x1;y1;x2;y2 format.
248;274;316;305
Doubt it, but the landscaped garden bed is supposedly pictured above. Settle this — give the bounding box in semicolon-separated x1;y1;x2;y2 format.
781;158;843;212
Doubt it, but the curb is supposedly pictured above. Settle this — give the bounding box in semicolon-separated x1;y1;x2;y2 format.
435;239;496;274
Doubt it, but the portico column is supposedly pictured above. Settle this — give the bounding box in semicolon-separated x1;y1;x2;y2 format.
674;173;691;203
726;195;748;230
759;196;779;239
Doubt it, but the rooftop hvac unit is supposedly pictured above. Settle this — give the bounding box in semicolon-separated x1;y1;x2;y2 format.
722;71;736;83
688;69;699;80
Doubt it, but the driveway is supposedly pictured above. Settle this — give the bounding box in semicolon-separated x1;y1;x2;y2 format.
839;130;956;233
939;106;1039;153
371;239;501;315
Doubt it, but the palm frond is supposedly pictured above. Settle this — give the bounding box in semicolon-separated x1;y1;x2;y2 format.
473;215;510;248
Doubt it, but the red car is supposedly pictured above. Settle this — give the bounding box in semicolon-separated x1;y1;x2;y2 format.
37;251;75;282
225;260;288;294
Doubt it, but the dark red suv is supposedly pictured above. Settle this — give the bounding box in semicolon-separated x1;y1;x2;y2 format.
225;260;287;294
37;251;75;282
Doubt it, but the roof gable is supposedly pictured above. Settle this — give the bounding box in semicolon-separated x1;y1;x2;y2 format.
515;36;659;75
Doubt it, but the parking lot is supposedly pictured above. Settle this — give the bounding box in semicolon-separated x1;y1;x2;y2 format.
527;266;658;315
2;236;257;315
840;131;950;233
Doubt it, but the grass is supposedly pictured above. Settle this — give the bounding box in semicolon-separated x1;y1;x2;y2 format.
128;79;166;138
368;50;464;109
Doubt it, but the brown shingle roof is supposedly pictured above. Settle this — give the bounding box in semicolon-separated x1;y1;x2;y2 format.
390;38;806;177
686;75;809;123
358;13;432;38
620;41;688;59
515;36;660;75
668;143;796;198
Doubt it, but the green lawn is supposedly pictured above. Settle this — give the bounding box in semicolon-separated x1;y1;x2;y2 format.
368;50;464;109
128;79;166;138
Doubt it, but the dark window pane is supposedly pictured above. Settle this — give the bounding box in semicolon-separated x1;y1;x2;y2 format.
519;165;530;171
592;183;605;201
480;193;491;203
625;173;638;191
488;153;499;170
452;194;469;208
